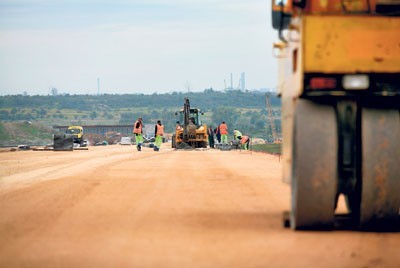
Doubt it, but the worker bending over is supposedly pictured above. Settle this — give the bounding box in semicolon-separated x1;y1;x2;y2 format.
233;129;243;141
239;135;250;150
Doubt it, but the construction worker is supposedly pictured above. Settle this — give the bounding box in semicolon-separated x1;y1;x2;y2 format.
154;120;164;151
133;117;144;151
176;121;183;131
233;129;243;141
207;126;215;148
214;126;221;143
239;135;250;150
219;121;228;144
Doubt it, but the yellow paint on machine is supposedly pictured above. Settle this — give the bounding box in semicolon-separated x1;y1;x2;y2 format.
303;16;400;73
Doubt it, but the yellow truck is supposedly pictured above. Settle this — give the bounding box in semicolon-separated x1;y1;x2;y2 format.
66;125;84;146
271;0;400;230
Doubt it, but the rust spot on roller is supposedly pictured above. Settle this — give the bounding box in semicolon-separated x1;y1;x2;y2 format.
381;140;389;149
373;159;389;217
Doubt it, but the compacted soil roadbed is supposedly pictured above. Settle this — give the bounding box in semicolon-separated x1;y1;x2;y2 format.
0;145;399;267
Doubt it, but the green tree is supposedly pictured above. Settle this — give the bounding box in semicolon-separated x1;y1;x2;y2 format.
211;107;237;127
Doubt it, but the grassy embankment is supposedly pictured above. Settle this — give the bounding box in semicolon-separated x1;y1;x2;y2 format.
251;143;281;154
0;121;54;146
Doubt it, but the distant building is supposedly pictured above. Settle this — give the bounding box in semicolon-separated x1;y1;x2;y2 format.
224;72;246;91
240;72;246;91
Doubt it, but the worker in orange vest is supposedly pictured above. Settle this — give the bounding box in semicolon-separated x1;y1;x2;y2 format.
219;121;228;144
133;117;144;151
154;120;164;151
239;135;250;150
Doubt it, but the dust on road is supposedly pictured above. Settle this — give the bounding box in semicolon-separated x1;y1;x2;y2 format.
0;145;399;268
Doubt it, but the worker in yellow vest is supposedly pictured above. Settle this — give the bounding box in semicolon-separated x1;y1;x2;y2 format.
154;120;164;151
133;117;144;151
219;121;228;144
233;129;243;141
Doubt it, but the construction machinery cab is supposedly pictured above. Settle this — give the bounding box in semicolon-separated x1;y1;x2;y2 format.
66;126;84;145
177;109;203;128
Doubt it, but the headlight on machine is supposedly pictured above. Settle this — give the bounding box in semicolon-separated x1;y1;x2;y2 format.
342;75;369;90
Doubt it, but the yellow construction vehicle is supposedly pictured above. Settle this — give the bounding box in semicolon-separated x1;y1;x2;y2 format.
172;98;208;149
271;0;400;230
66;125;84;146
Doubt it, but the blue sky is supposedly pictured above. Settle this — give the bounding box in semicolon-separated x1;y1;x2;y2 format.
0;0;278;95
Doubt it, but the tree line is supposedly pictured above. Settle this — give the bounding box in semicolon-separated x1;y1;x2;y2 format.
0;89;281;140
0;89;280;111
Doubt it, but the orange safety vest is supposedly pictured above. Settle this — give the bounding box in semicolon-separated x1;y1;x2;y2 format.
156;124;164;136
241;135;249;144
133;120;142;134
219;123;228;135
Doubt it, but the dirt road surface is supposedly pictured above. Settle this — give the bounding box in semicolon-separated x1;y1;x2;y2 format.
1;145;399;268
